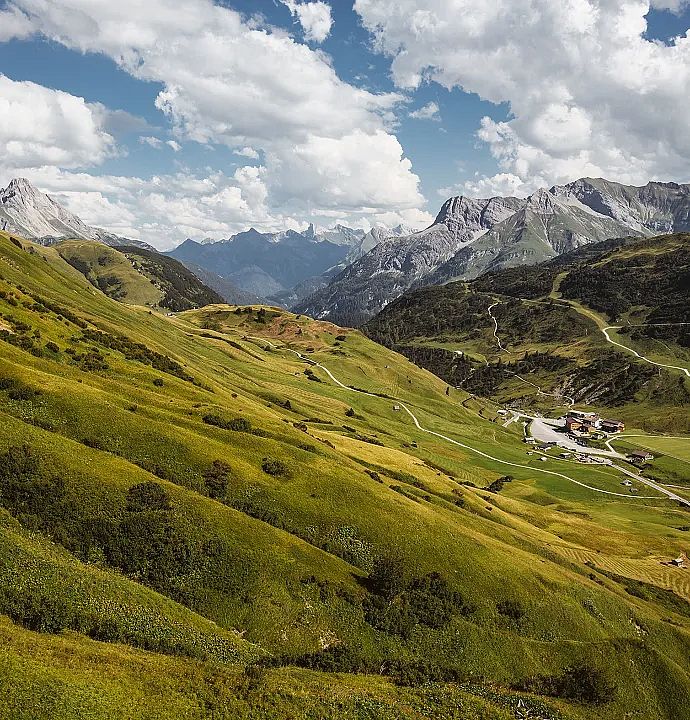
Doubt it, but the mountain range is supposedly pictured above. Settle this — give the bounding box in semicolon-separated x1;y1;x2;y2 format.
297;178;690;326
166;223;413;302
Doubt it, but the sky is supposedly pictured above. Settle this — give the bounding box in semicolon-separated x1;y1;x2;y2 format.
0;0;689;249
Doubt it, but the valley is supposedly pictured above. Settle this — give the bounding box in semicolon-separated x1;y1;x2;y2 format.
1;230;689;719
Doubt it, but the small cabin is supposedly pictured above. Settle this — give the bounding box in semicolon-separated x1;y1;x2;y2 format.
628;450;654;463
671;554;686;568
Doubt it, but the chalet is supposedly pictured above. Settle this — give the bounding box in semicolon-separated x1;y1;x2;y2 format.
628;450;654;463
569;410;599;423
566;416;597;434
601;419;625;433
671;553;687;568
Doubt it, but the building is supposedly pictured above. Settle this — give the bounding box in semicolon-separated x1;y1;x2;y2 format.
569;410;600;423
628;450;654;463
566;416;597;434
601;419;625;433
670;553;687;568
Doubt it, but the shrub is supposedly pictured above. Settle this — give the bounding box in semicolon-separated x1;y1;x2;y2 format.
368;556;408;600
497;599;525;623
262;457;289;477
3;380;42;401
486;475;512;493
203;414;228;428
126;481;171;512
345;408;356;417
204;460;231;499
514;662;615;705
45;341;59;353
153;378;164;387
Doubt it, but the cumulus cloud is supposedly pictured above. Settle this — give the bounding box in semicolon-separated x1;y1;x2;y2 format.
0;6;33;41
0;163;429;249
409;101;440;121
650;0;689;12
281;0;333;43
3;0;422;224
0;75;115;169
166;140;181;152
235;146;260;159
355;0;690;193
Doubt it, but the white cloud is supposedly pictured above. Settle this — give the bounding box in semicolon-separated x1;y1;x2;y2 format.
650;0;690;12
441;173;531;200
166;140;181;152
0;74;115;169
409;101;440;121
281;1;333;43
235;146;260;159
5;0;423;222
355;0;690;193
139;135;163;149
0;6;33;41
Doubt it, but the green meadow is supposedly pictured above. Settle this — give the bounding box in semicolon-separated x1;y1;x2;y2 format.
0;232;689;719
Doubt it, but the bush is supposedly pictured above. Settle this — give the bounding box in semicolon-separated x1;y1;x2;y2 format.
345;408;356;417
515;662;615;705
204;460;231;499
126;481;171;512
367;556;408;600
153;377;164;387
45;341;59;353
262;457;289;477
497;599;525;622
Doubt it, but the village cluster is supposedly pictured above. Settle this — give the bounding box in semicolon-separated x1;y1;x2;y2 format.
521;409;655;468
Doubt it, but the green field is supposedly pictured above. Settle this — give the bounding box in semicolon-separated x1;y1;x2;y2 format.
1;232;689;719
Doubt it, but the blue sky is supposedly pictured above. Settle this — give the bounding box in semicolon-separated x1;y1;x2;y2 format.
1;1;689;248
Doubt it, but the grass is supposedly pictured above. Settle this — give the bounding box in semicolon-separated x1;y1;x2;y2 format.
0;234;689;718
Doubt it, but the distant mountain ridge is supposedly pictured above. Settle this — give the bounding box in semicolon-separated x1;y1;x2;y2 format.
296;178;690;326
0;178;154;250
167;223;414;302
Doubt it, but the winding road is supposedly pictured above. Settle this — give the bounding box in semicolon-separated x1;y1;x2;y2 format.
243;336;683;503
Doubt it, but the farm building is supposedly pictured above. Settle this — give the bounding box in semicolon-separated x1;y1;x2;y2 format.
628;450;654;463
601;419;625;433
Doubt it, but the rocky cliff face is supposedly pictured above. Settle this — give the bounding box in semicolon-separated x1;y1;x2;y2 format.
296;178;690;327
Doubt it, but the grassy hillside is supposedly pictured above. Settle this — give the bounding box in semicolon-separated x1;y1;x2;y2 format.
56;239;224;311
365;233;690;434
1;230;689;719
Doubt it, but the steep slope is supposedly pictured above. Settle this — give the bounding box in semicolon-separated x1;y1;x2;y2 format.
0;178;153;249
426;188;639;285
298;178;690;327
179;261;263;305
1;230;690;718
56;240;224;311
364;233;690;433
295;196;523;325
271;225;409;307
552;178;690;233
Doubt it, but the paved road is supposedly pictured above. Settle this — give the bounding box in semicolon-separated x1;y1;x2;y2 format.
246;334;690;506
527;417;625;459
265;343;668;501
